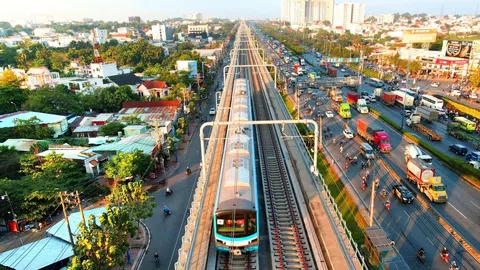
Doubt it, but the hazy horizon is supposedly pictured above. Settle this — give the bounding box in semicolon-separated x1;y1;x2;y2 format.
0;0;478;24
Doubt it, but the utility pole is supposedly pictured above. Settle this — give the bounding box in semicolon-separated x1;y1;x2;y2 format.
59;191;85;253
1;192;17;229
319;115;323;150
369;178;376;226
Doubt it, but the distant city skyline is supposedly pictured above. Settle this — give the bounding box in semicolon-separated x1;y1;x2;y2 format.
0;0;478;24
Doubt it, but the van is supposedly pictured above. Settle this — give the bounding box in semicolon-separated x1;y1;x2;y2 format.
360;143;375;159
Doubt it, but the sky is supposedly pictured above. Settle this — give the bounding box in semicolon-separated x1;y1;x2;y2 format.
0;0;478;24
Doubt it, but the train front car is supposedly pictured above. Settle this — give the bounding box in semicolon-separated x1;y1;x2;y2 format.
214;79;259;255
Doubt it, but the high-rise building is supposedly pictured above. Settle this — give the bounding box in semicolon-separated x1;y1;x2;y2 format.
281;0;334;27
333;2;365;30
128;16;142;23
373;14;395;24
152;24;173;42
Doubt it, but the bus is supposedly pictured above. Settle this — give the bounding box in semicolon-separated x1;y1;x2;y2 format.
369;78;384;87
454;117;477;132
420;94;444;110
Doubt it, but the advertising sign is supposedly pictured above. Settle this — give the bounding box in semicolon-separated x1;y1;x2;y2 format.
443;40;473;59
402;28;437;43
435;58;469;65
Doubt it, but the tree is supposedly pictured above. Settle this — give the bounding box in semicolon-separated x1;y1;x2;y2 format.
99;122;126;136
22;85;83;114
0;86;29;114
80;85;140;113
471;68;480;88
105;150;151;185
410;60;423;74
0;70;23;87
50;51;69;71
120;113;144;125
12;116;55;139
108;181;155;228
0;146;21;179
69;204;136;270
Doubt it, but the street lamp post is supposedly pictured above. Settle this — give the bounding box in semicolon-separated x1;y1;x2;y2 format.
2;192;18;231
10;102;18;112
400;92;407;131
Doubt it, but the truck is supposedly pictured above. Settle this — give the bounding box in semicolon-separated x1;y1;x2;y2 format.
328;88;343;102
404;144;433;164
392;90;414;108
381;92;396;106
357;119;392;153
447;123;480;150
299;56;305;66
331;102;351;118
328;67;338;77
374;88;383;97
405;113;443;141
416;106;439;123
347;93;367;113
406;158;448;203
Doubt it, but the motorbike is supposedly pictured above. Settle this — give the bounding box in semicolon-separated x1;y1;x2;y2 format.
361;182;366;191
386;202;391;211
417;252;425;264
164;209;172;216
441;252;449;263
185;168;191;175
155;257;160;267
165;189;173;196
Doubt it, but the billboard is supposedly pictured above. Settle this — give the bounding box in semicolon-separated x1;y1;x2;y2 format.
442;40;473;59
402;28;437;43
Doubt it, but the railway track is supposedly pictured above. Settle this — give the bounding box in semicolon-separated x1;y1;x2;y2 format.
247;40;315;269
216;252;258;270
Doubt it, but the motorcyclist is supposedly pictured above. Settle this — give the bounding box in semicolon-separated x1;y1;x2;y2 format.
381;188;387;198
186;167;191;174
374;178;380;189
163;205;170;214
165;187;172;195
154;252;159;259
417;248;425;258
386;200;391;211
450;261;457;269
442;247;448;257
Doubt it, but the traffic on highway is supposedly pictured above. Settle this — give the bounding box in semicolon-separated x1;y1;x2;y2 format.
256;26;480;270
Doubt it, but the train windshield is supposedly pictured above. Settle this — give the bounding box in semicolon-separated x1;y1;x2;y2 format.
216;212;256;237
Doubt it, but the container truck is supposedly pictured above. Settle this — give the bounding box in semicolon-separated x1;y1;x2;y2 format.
381;92;396;106
405;114;443;141
328;67;338;77
346;93;359;105
392;90;414;108
328;88;343;102
404;144;433;164
416;106;439;123
331;102;351;118
357;119;392;153
406;158;448;203
357;99;368;114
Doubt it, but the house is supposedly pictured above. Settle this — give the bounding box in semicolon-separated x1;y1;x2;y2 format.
91;113;114;126
118;101;181;138
60;77;105;92
0;111;68;138
137;80;170;98
37;147;101;177
124;125;148;137
25;66;60;89
0;139;48;152
91;133;158;157
73;125;100;138
0;207;106;270
107;73;143;91
90;62;131;78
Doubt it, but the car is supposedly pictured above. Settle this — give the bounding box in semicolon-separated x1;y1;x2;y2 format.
469;93;478;99
449;144;468;156
368;95;376;102
468;161;480;170
341;69;346;72
449;90;461;96
431;82;440;87
343;129;354;139
209;108;216;116
403;109;411;117
325;111;334;118
392;185;414;203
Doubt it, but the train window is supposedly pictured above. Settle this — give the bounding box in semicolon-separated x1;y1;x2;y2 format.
217;214;246;235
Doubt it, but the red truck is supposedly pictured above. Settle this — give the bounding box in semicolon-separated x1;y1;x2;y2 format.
328;67;338;77
382;92;396;106
357;119;392;153
346;93;359;105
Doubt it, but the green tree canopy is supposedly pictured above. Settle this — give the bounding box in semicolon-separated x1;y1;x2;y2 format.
104;150;151;184
99;122;126;136
22;85;83;114
0;85;29;114
0;146;21;179
80;85;140;113
120;113;144;125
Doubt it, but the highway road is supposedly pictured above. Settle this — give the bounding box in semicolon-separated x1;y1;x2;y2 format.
256;29;480;269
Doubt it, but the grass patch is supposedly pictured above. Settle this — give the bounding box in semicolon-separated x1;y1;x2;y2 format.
369;106;480;183
350;64;392;81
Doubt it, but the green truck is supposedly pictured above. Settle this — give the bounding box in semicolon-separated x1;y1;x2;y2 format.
331;102;351;118
447;123;480;150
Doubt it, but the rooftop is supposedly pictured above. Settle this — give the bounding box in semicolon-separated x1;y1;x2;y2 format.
0;139;47;152
107;73;142;86
37;147;96;160
90;133;156;155
92;113;114;122
139;80;168;89
0;111;67;128
124;125;147;130
73;125;101;133
118;101;180;124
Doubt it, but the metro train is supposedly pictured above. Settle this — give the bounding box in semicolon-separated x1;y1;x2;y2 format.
213;78;259;254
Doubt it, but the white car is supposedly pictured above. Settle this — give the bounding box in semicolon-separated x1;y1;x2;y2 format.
368;95;376;102
450;90;461;96
468;161;480;170
469;93;478;99
209;108;216;116
341;69;346;72
325;111;334;118
431;82;440;87
343;129;354;139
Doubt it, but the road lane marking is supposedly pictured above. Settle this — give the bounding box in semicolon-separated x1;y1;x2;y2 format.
404;210;411;219
427;237;434;246
448;202;467;219
471;201;480;210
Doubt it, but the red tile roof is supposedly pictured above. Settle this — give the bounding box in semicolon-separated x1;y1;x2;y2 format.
139;80;169;89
